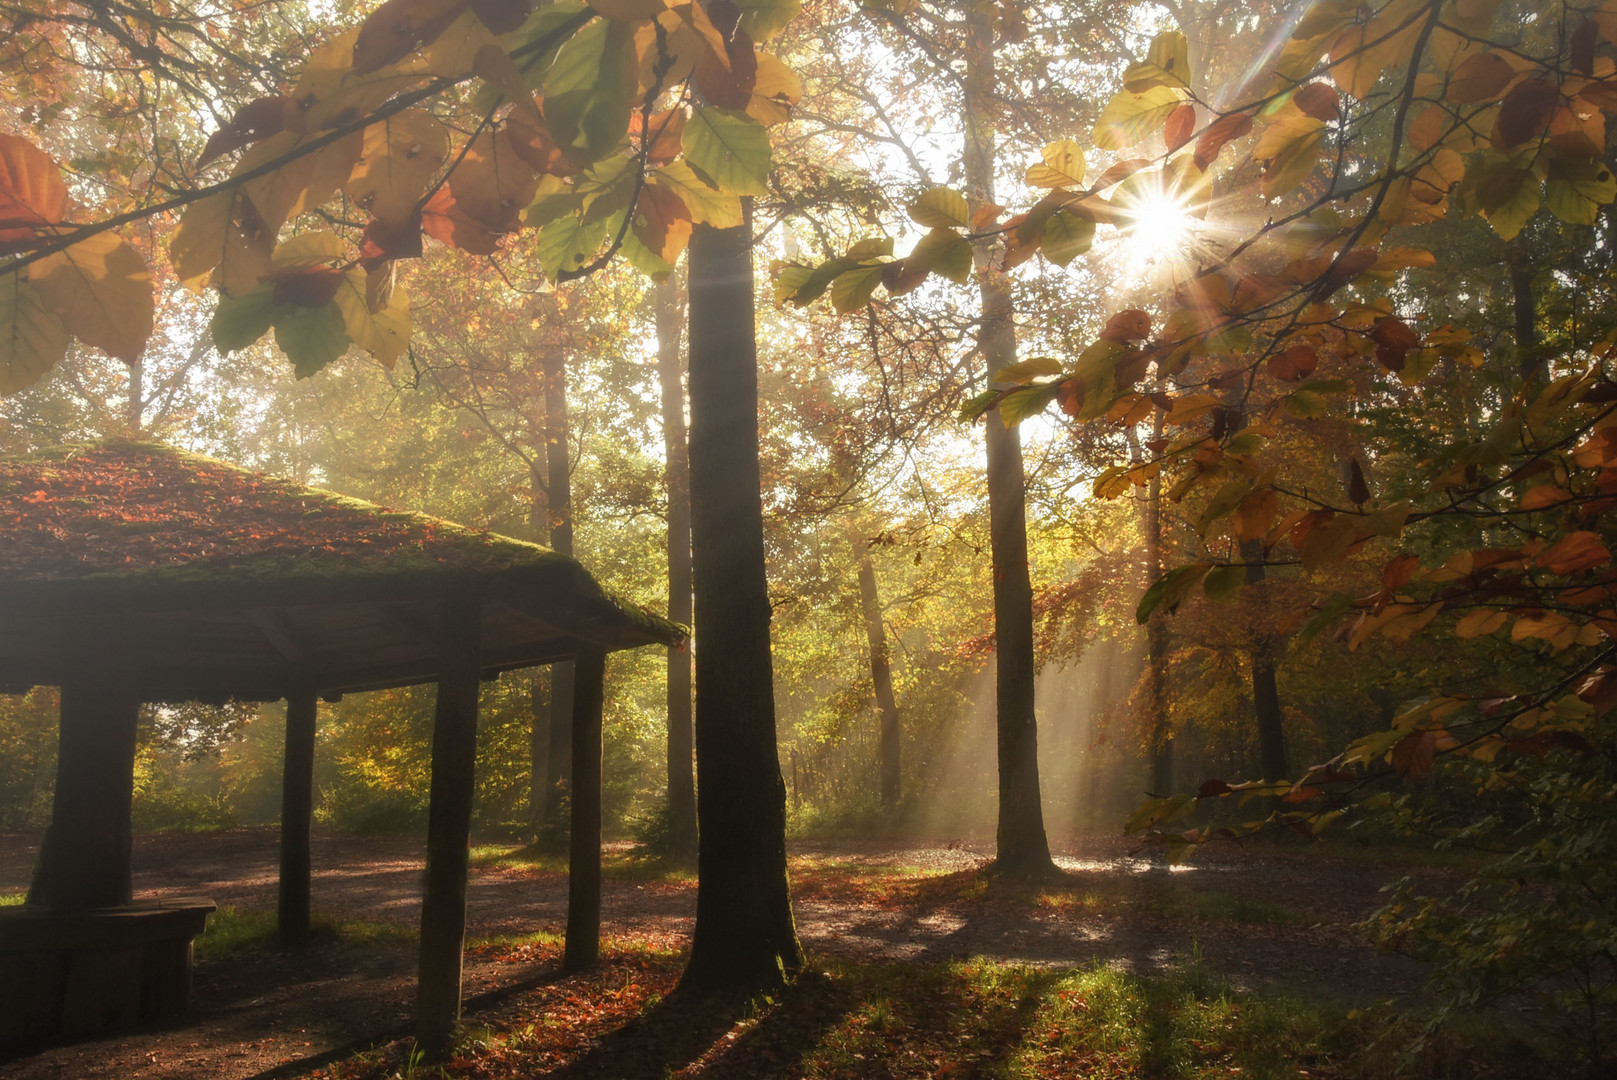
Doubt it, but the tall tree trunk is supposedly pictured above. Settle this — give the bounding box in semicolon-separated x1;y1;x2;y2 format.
657;273;698;859
126;360;143;435
541;344;575;842
1143;414;1173;795
278;689;318;945
1240;539;1287;781
1510;243;1540;380
963;6;1055;879
528;461;551;836
852;531;900;809
680;207;803;992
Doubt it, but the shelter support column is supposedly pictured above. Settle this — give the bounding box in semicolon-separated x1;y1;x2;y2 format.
564;645;606;972
29;623;140;910
416;591;482;1059
278;689;318;945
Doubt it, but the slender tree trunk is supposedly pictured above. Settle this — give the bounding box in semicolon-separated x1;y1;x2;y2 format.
680;208;803;993
1143;414;1173;795
528;461;551;836
852;532;901;809
963;7;1055;879
657;273;698;859
1240;539;1287;780
541;346;575;841
1510;244;1540;380
126;360;143;436
278;689;317;945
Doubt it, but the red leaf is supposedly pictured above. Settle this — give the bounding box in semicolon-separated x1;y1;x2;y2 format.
1496;78;1560;148
1164;104;1196;152
1294;82;1341;121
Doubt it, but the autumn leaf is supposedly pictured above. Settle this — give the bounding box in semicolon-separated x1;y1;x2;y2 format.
344;110;450;226
632;183;694;266
0;134;68;249
28;231;154;363
1536;531;1611;575
0;274;70;394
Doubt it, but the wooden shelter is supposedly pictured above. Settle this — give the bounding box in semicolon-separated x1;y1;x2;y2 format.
0;441;683;1055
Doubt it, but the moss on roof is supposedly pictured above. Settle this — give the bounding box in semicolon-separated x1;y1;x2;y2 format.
0;440;684;644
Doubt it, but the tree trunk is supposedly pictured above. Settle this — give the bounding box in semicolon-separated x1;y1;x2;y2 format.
541;346;575;841
416;592;482;1059
657;273;698;859
278;689;318;945
528;462;551;836
126;360;143;435
1240;540;1288;781
1143;413;1173;796
963;7;1055;879
29;622;140;910
1511;244;1540;381
852;532;901;809
565;645;606;971
679;209;803;993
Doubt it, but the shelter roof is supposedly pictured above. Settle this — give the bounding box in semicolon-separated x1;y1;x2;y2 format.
0;441;683;700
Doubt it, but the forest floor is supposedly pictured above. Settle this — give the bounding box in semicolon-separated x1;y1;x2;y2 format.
0;829;1529;1079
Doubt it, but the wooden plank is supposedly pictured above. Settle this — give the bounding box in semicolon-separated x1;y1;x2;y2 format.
415;590;481;1059
245;608;310;663
564;645;606;972
278;689;318;945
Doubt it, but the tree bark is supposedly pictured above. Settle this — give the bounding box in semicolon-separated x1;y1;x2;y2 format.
528;461;551;836
680;209;804;992
541;346;575;840
565;645;606;971
127;360;144;435
278;689;318;945
1510;244;1541;381
657;273;698;858
852;532;901;809
963;6;1055;879
29;622;140;910
416;591;482;1059
1240;540;1287;781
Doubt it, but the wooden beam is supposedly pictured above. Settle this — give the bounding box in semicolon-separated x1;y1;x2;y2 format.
564;645;607;972
415;590;482;1059
29;621;140;910
244;608;309;664
278;689;318;945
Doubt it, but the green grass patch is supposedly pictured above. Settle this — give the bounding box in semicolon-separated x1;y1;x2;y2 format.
0;891;24;907
194;905;414;962
1036;882;1310;928
468;842;695;884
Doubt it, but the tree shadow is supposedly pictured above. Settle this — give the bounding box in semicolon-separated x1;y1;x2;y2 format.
541;969;852;1080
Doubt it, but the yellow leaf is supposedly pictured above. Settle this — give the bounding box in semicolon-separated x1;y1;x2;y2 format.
0;275;70;394
335;268;410;367
270;230;349;273
1025;140;1086;188
169;189;234;294
344;110;450;226
1093;87;1182;151
746;53;802;126
1455;608;1507;638
28;232;153;363
908;187;970;229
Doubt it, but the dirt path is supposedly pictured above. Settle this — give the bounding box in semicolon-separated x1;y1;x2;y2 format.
0;829;1441;1080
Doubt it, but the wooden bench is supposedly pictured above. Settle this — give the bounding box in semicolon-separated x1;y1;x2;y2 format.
0;899;215;1054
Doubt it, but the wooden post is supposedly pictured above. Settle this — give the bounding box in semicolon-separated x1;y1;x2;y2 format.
415;591;482;1059
278;689;318;945
29;623;140;910
564;645;606;972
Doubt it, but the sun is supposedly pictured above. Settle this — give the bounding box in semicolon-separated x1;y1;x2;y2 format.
1125;191;1196;259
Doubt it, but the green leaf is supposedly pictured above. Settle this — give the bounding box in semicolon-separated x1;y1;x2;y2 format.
958;388;998;423
908;187;970;229
830;264;884;313
1093;86;1182;151
653;160;744;228
620;225;676;282
1260;120;1325;199
1547;159;1616;225
999;383;1060;427
1203;564;1244;603
211;283;277;354
0;275;69;395
682;107;772;196
734;0;801;40
1137;562;1213;622
1040;209;1096;266
542;17;636;166
1283;388;1327;418
993;356;1064;385
534;211;611;280
905;227;972;284
273;301;349;378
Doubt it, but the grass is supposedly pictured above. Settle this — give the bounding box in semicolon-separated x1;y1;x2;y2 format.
194;905;415;962
1035;882;1310;928
468;841;696;883
320;939;1549;1080
0;890;23;907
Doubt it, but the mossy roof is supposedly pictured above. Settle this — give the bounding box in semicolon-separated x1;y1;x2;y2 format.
0;441;682;697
